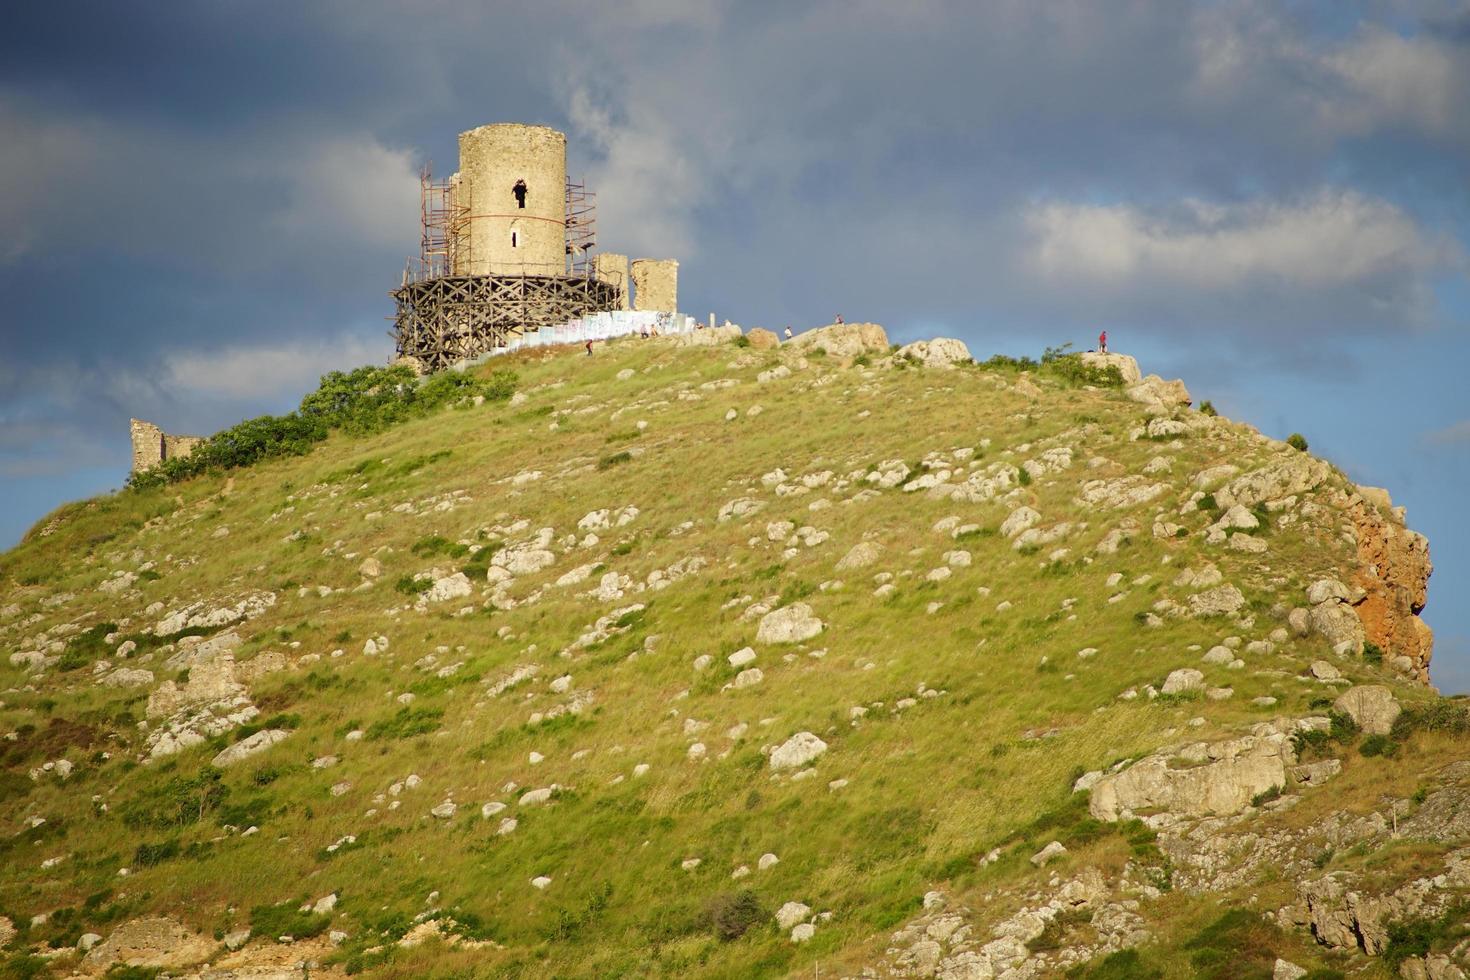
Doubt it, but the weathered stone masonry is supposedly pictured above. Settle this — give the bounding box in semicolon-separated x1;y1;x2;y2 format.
130;419;202;475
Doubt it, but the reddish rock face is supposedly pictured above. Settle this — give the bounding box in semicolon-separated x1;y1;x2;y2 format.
1342;491;1433;684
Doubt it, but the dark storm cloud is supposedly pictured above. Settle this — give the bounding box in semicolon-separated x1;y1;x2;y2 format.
1;1;1468;607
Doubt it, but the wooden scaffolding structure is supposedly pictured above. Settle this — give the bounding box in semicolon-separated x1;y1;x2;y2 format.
392;273;620;371
564;176;596;276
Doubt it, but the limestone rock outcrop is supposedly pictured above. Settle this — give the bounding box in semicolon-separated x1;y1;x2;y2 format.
84;916;214;970
896;337;972;367
1126;375;1192;415
1079;352;1143;384
1332;685;1401;736
746;327;779;349
784;322;889;358
1088;732;1294;821
667;325;742;347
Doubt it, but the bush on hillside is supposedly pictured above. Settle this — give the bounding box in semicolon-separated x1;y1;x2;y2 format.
705;891;766;941
1065;949;1163;980
1287;432;1309;451
1383;901;1470;969
127;364;518;490
248;901;331;941
1391;699;1470;740
981;343;1124;388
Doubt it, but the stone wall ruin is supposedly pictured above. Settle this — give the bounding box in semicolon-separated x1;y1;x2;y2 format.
130;419;202;475
631;258;679;313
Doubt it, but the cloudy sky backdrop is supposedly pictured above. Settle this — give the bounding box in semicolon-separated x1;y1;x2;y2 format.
2;1;1467;688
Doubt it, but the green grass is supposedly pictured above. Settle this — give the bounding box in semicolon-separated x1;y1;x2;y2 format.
0;332;1440;977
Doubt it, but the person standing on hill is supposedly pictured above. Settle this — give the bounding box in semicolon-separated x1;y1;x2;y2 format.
783;326;793;340
1098;330;1108;353
585;339;594;356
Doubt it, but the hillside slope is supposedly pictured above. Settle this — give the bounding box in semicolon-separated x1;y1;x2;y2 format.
1;324;1465;980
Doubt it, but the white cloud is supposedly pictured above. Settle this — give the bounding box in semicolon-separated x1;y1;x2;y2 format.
162;333;390;401
1426;420;1470;445
1022;190;1462;295
562;83;706;260
271;136;420;251
1319;27;1470;142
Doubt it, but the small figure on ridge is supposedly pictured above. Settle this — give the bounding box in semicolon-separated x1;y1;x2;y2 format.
1098;330;1108;354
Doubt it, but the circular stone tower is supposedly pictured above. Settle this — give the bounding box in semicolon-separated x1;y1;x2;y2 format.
455;123;567;276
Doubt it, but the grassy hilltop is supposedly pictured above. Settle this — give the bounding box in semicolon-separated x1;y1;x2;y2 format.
1;326;1466;979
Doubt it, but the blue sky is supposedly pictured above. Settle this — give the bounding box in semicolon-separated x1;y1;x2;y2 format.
1;1;1467;689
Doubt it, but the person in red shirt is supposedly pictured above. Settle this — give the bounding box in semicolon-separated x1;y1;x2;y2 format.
1098;330;1108;353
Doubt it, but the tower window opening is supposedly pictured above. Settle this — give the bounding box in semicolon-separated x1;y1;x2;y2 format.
513;180;527;209
511;231;519;248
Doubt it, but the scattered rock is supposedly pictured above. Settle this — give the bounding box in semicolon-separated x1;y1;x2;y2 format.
1161;669;1205;695
836;541;882;570
776;901;812;930
1333;685;1401;735
770;732;828;771
755;603;824;644
211;729;290;768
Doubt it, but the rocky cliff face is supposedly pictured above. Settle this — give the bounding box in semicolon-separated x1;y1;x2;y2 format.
1342;486;1434;684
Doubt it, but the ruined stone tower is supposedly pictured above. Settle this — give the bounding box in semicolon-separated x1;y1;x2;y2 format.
391;122;683;370
454;124;568;277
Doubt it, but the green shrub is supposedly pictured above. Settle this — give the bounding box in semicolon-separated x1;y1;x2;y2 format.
1391;700;1470;740
480;368;519;402
366;707;444;741
103;967;163;980
127;364;517;489
249;902;331;941
705;891;765;941
132;839;180;867
1383;901;1470;969
393;575;432;596
1040;352;1125;388
1251;785;1283;806
1183;908;1282;979
410;535;469;559
732;334;750;348
1199;400;1218;416
598;451;633;470
1027;908;1090;952
121;768;228;830
1359;734;1398;758
982;353;1039;371
1017;467;1032;486
1287;432;1309;452
1066;949;1162;980
1362;641;1384;666
0;956;50;980
57;622;118;672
